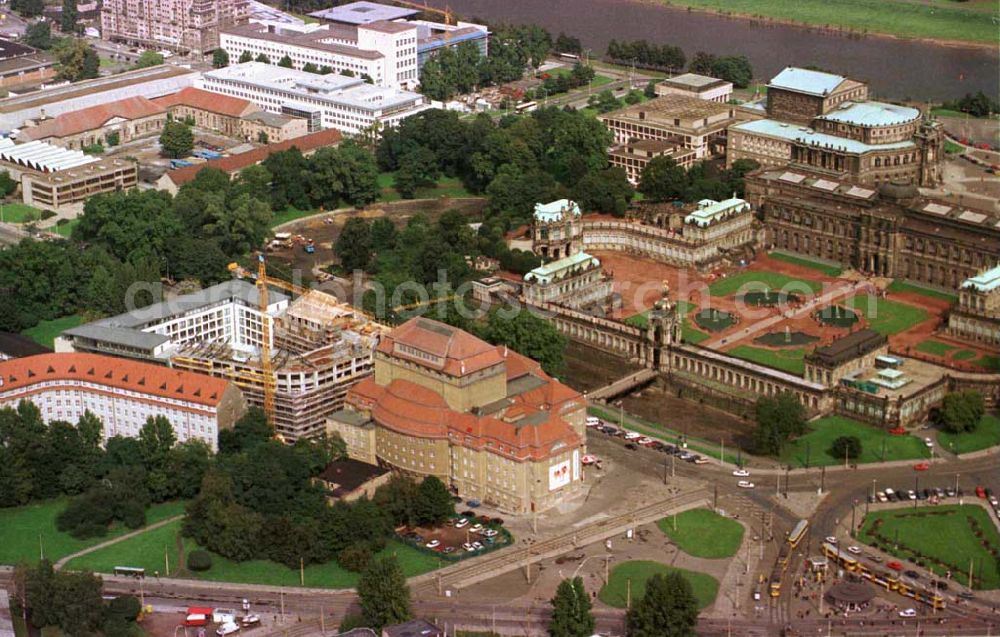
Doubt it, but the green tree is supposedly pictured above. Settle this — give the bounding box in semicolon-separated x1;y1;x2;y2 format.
752;392;806;456
159;120;193;159
53;38;100;81
937;390;984;433
626;571;698;637
302;62;318;73
24;21;52;49
414;476;454;526
11;0;44;17
262;147;310;210
573;167;633;216
549;577;594;637
335;217;372;272
357;556;412;631
370;217;397;252
640;156;687;202
60;0;78;33
831;436;862;462
644;80;658;99
212;48;230;68
105;130;120;146
255;53;270;64
0;170;18;196
394;146;440;199
218;407;271;454
277;54;294;68
483;309;566;376
711;55;753;88
239;50;254;64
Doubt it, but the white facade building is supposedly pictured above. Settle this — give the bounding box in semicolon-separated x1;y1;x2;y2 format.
220;20;418;90
198;63;431;136
0;353;246;450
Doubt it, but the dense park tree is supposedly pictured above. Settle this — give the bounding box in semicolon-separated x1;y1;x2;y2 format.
357;556;412;631
218;407;272;455
936;390;984;433
549;577;594;637
336;216;373;272
11;0;44;17
394;146;440;199
606;39;685;72
553;32;582;55
213;48;229;68
60;0;78;33
831;436;862;463
752;392;807;456
644;80;658;99
942;91;998;117
483;308;567;376
639;156;687;202
159;120;194;158
626;572;698;637
13;561;105;635
24;21;52;49
686;52;753;88
135;50;164;69
53;38;99;81
414;476;454;526
573;166;633;216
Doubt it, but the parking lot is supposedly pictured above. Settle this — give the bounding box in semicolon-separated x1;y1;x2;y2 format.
399;514;510;559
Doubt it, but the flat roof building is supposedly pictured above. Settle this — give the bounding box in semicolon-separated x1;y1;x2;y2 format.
609;138;696;184
198;62;430;136
0;39;55;91
656;73;732;103
0;352;246;451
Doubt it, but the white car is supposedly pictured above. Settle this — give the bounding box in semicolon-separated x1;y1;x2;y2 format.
425;539;440;549
825;536;837;545
240;615;260;627
482;528;498;538
454;518;469;528
899;608;917;618
471;541;484;550
637;436;654;445
462;542;476;552
877;491;888;503
847;546;862;555
470;523;484;533
924;437;933;448
624;431;642;440
732;469;750;477
737;480;755;489
586;416;601;427
216;622;241;636
693;457;710;465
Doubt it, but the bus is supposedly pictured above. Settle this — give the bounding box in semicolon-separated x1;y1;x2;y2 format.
515;101;538;113
113;566;145;578
787;519;809;549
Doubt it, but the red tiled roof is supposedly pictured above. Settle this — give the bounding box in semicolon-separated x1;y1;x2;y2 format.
153;87;257;118
376;318;504;377
20;96;165;140
165;128;343;187
0;352;231;407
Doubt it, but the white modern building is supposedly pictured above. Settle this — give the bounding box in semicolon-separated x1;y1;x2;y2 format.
198;62;431;136
220;20;418;91
0;352;246;450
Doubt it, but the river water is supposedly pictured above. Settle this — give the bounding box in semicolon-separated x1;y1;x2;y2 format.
432;0;998;101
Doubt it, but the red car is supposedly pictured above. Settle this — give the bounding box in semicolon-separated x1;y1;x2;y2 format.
887;561;904;572
889;427;907;436
913;462;930;471
976;485;987;498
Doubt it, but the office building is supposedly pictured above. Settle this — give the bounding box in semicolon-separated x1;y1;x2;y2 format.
655;73;732;103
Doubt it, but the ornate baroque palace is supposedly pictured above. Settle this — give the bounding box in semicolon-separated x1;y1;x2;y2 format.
327;318;587;514
728;67;943;187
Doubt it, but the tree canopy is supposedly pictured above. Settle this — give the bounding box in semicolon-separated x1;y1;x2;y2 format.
936;391;984;434
549;577;595;637
752;392;807;456
159;120;194;158
626;571;699;637
357;556;412;631
135;50;164;69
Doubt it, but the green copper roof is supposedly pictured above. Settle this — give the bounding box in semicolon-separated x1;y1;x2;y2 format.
962;264;1000;292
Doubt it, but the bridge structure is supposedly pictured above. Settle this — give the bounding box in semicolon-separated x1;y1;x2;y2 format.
586;368;658;401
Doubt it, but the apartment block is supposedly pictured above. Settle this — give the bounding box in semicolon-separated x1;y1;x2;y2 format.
101;0;250;54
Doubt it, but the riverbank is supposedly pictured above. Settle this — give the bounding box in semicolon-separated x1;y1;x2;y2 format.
647;0;997;49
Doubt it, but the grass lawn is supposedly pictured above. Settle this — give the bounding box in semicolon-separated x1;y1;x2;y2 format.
378;173;473;203
975;355;1000;372
844;295;928;336
915;340;956;357
944;139;965;154
655;0;997;44
53;218;79;238
21;315;83;348
67;518;439;588
768;252;842;277
0;500;186;566
624;301;709;344
271;206;319;228
859;505;1000;589
1;202;45;224
780;416;927;467
938;414;1000;455
587;405;741;464
598;560;718;609
887;280;958;303
708;271;822;297
727;345;805;375
933;108;997;120
658;509;744;559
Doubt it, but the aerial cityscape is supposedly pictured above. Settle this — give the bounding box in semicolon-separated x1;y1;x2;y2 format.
0;0;996;636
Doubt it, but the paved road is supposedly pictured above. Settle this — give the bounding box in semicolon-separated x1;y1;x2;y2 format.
0;222;28;247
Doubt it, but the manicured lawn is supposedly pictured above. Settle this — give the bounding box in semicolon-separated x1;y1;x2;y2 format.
378;173;473;203
271;206;318;228
727;345;805;375
944;139;965;154
844;295;929;336
859;505;1000;589
887;280;958;303
975;355;1000;372
598;560;718;609
768;252;842;277
0;202;45;224
938;414;1000;455
587;405;741;464
67;518;439;588
21;315;83;349
655;0;997;44
780;416;927;467
53;218;79;238
915;340;956;357
708;271;822;297
0;500;186;566
658;509;744;559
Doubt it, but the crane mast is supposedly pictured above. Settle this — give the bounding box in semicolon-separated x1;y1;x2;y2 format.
256;254;276;427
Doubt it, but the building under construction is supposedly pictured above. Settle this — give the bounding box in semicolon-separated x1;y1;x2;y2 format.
57;280;384;441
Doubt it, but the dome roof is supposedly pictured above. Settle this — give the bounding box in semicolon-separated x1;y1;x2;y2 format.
878;180;919;201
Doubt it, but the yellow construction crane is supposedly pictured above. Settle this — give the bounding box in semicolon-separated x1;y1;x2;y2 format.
391;0;453;24
256;254;277;426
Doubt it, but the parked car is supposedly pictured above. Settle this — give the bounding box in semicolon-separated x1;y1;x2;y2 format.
426;540;441;549
637;436;654;445
454;518;469;528
241;616;260;627
466;499;481;507
945;487;956;497
737;480;755;489
471;541;484;550
442;546;456;554
876;491;888;503
898;609;917;618
482;529;499;538
913;463;929;471
887;561;904;571
884;488;895;500
976;485;987;498
904;570;920;579
693;457;709;465
825;537;837;545
586;416;601;427
847;546;862;555
470;523;484;533
217;622;241;636
923;437;933;448
907;490;918;500
183;611;211;627
624;442;638;450
733;469;750;477
624;431;642;440
958;591;975;600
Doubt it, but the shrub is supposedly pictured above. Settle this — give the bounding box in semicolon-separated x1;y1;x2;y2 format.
187;550;213;572
337;544;374;572
107;595;142;621
40;209;56;220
